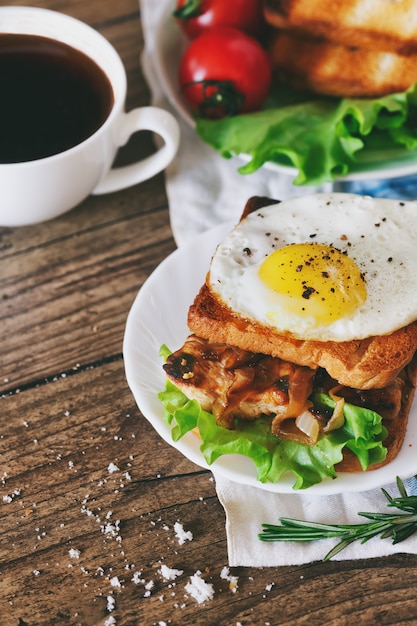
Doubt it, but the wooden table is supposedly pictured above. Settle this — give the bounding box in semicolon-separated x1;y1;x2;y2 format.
2;1;417;624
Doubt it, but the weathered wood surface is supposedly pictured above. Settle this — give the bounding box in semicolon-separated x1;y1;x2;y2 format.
2;1;417;625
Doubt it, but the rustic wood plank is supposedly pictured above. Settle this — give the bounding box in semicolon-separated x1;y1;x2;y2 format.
0;206;176;391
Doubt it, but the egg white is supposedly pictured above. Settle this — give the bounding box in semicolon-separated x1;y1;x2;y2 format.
208;192;417;342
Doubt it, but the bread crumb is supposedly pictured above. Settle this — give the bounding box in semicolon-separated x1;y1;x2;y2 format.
3;488;21;503
159;564;183;581
185;571;214;604
68;548;80;559
131;571;144;585
220;566;239;593
173;522;193;545
107;462;119;474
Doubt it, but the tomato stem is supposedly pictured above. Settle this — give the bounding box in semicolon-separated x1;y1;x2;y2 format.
173;0;202;20
183;79;245;118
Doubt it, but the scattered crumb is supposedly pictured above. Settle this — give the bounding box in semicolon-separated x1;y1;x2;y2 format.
143;580;154;598
131;571;144;585
220;566;239;593
2;488;21;503
69;548;80;559
159;564;184;581
107;462;119;474
173;522;193;545
185;571;214;604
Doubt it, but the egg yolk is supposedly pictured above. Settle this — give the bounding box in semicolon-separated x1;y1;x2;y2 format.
258;243;367;326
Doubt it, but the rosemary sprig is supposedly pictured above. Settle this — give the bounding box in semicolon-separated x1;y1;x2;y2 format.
259;476;417;560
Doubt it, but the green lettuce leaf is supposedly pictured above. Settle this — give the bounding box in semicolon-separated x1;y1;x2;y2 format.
195;83;417;186
312;392;388;471
158;380;388;490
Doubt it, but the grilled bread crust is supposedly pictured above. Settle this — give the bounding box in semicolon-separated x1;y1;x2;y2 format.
264;0;417;55
268;30;417;98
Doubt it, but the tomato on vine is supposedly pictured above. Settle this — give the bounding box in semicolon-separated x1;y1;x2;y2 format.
173;0;266;39
179;27;272;119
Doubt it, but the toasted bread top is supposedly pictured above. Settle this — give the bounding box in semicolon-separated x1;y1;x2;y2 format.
264;0;417;54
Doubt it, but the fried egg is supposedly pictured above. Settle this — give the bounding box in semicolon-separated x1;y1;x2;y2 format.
208;193;417;342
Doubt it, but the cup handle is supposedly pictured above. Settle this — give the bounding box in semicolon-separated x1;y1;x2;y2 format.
92;106;180;195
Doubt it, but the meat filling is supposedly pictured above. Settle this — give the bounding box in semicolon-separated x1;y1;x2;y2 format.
163;335;404;445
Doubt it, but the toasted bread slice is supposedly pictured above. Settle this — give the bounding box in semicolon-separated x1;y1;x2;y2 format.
264;0;417;55
188;282;417;390
269;30;417;98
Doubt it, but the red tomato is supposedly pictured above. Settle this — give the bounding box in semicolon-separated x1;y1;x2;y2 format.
173;0;266;39
179;27;272;119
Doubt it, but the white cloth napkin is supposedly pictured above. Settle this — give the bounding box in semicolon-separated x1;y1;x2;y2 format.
139;0;417;566
215;475;417;566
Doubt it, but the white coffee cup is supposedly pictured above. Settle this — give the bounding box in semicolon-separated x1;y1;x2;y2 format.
0;7;180;227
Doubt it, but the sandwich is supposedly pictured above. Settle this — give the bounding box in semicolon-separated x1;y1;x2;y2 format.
264;0;417;98
159;193;417;489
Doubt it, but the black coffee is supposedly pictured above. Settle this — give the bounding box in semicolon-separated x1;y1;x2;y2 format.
0;33;114;163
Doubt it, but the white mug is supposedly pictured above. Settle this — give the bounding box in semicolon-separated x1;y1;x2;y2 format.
0;7;180;226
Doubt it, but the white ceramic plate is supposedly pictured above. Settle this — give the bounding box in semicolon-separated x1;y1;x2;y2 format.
123;223;417;494
154;0;417;182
